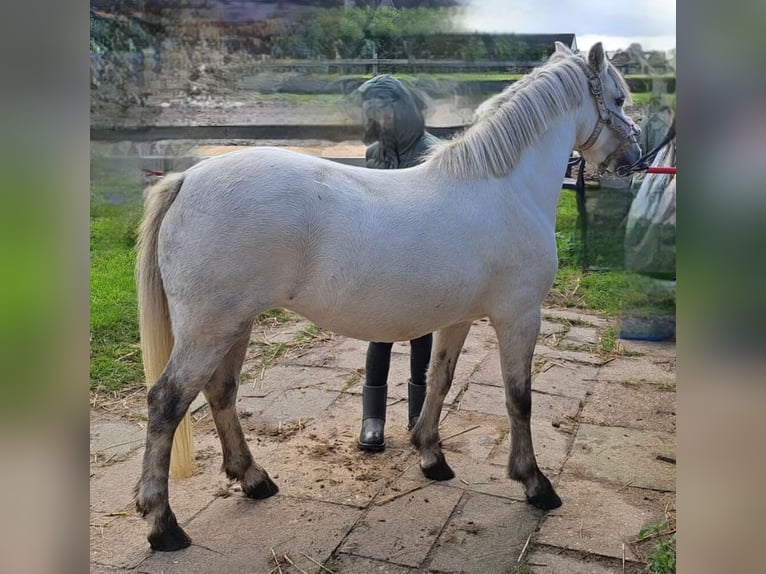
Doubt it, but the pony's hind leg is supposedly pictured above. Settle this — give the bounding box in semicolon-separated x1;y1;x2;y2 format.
203;327;278;499
135;331;248;551
493;310;562;510
411;321;472;480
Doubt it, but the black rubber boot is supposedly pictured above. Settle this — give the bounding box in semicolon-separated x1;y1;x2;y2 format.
358;384;388;452
408;379;427;430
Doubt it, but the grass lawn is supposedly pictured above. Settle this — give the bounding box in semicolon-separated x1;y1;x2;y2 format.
631;92;676;107
90;162;144;393
548;190;675;317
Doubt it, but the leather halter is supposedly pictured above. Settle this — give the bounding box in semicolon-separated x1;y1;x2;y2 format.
573;57;640;173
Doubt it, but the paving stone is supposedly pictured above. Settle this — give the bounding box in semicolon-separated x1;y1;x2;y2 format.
90;421;145;458
456;387;579;473
533;363;598;401
90;440;233;567
394;409;559;503
534;345;604;366
90;426;244;565
616;338;676;358
166;431;239;517
561;326;599;348
438;410;510;463
465;352;503;388
89;514;152;569
90;564;135;574
540;319;569;336
487;414;576;473
340;482;463;567
429;492;543;573
189;392;208;413
456;382;506;415
529;392;582;425
255;395;417;508
323;554;419;573
459;385;580;424
467;317;500;347
525;549;641;573
138;496;360;574
239;363;355;397
594;357;675;385
451;461;528;502
238;386;339;425
580;381;676;433
565;424;675;492
90;449;144;515
536;475;671;561
285;336;368;369
396;451;528;502
542;308;609;328
467;349;598;392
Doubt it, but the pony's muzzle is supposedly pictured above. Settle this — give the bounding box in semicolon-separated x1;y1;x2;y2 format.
616;141;643;171
603;136;642;175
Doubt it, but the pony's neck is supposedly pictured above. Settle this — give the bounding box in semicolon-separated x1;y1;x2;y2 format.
503;115;578;223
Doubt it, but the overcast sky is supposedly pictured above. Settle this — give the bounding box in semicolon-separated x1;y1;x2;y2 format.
457;0;676;52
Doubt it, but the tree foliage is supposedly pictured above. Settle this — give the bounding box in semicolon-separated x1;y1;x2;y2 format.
266;7;460;59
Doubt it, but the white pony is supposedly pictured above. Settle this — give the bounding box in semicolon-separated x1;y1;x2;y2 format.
135;42;640;551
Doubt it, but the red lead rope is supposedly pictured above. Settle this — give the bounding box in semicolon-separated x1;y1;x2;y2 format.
644;166;676;175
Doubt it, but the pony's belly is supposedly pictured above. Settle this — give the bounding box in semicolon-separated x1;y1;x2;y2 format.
287;299;481;343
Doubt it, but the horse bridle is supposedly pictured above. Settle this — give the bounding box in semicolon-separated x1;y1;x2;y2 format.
573;57;640;174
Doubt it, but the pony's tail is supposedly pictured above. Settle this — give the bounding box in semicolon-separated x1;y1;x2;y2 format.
136;172;195;478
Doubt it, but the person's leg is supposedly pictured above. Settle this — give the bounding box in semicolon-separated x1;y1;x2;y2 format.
358;341;393;451
408;333;432;429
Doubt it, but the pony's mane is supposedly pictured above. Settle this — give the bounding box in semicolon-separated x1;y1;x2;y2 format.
425;52;630;179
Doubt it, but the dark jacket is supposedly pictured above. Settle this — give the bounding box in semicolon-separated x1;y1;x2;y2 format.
358;74;440;170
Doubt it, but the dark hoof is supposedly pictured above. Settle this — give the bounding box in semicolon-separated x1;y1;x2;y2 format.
243;475;279;500
148;515;192;551
420;453;455;481
526;486;562;510
358;418;386;452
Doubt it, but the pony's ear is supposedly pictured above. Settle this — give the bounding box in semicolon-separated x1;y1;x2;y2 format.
554;41;573;56
587;42;606;74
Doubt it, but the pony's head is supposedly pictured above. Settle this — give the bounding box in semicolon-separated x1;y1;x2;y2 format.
357;75;427;150
560;42;642;173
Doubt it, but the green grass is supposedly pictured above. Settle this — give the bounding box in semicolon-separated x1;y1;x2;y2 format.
547;191;676;319
631;92;676;107
90;164;144;393
639;520;677;573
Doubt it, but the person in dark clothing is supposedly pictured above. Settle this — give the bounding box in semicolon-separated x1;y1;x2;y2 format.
356;75;440;451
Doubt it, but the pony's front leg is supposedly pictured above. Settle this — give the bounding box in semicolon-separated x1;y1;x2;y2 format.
493;311;562;510
411;321;472;480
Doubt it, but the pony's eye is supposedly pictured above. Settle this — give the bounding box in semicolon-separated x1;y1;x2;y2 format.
616;96;625;107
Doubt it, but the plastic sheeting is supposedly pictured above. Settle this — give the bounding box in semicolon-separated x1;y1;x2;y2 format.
625;140;676;278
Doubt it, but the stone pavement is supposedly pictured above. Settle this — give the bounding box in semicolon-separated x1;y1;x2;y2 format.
90;308;675;574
